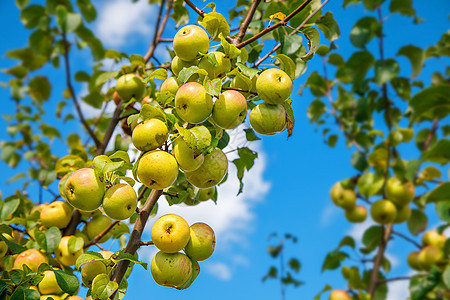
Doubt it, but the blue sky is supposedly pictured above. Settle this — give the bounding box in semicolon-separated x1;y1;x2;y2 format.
0;0;449;299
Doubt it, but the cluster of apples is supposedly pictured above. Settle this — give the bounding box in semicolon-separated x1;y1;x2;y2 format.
149;214;215;289
330;176;414;225
408;229;447;271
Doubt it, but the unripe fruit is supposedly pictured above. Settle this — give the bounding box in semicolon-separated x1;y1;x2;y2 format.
58;173;70;201
137;150;179;190
393;205;411;223
102;184;137;221
329;289;352;300
38;270;62;295
422;230;446;249
151;251;193;288
198;187;215;202
184;223;215;261
40;201;72;229
173;137;204;171
212;90;247;129
14;249;48;271
256;69;293;104
418;245;444;270
330;182;357;210
407;251;421;270
171;56;199;76
64;168;106;212
177;260;200;290
81;260;107;288
151;214;190;253
198;51;231;79
86;215;113;244
55;236;83;266
344;205;367;223
185;148;228;188
132;119;169;152
173;25;209;61
370;200;397;224
115;74;145;101
175;82;213;124
160;77;179;95
249;103;286;135
385;177;415;206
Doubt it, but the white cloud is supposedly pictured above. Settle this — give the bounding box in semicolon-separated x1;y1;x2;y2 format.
347;218;375;242
204;262;232;281
387;279;409;300
95;0;155;47
320;204;340;226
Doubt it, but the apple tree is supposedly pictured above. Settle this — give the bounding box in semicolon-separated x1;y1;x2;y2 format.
0;0;338;299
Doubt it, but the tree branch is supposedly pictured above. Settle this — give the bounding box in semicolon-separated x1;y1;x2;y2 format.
144;0;173;63
83;220;120;249
391;230;421;249
63;209;81;236
423;118;439;151
61;33;101;148
95;101;124;156
236;0;313;49
139;241;154;246
184;0;205;17
368;224;393;295
222;86;258;95
233;0;262;45
111;189;163;296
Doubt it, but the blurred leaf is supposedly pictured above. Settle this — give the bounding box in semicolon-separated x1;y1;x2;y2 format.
29;76;51;102
422;139;450;163
436;201;450;223
426;182;450;203
0;197;20;221
357;173;383;197
315;12;340;42
407;209;428;235
56;6;82;33
75;251;104;270
288;258;301;273
362;226;382;252
45;227;61;253
410;85;450;123
321;249;348;272
262;266;277;282
267;245;283;258
199;12;230;41
410;268;441;300
374;59;400;85
20;5;45;29
390;0;415;16
77;0;97;22
397;45;424;78
350;17;379;48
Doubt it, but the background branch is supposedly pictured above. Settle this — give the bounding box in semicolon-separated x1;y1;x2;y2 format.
233;0;262;45
84;220;120;249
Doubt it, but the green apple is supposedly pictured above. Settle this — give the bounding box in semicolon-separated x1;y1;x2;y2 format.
55;236;83;267
212;90;247;129
256;69;293;104
385;177;415;206
171;56;199;76
81;260;107;288
407;251;421;271
344;205;367;223
422;230;446;249
418;245;444;270
177;260;200;290
58;173;71;201
185;148;228;188
137;150;179;190
173;137;205;171
173;25;209;61
175;82;213;124
160;77;179;95
85;215;113;244
132;119;169;152
151;214;190;253
230;75;257;97
40;201;72;229
393;204;411;223
198;51;231;79
368;148;389;171
151;251;193;288
370;199;397;224
13;249;48;271
115;73;145;101
330;182;356;210
329;290;352;300
38;270;62;295
184;223;215;261
74;230;89;245
102;184;137;221
64;168;106;212
198;187;215;202
249;103;286;135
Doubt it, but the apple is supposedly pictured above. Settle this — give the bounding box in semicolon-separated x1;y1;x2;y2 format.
102;184;137;221
256;69;293;104
38;270;62;295
151;214;190;253
184;223;215;261
393;205;411;223
422;230;446;249
64;168;106;212
175;82;213;124
74;230;89;245
177;260;200;290
58;173;70;201
329;290;352;300
230;75;257;97
344;205;367;223
418;245;444;270
385;177;415;206
79;209;100;218
407;251;421;270
330;182;356;210
13;249;48;271
85;215;113;244
198;187;215;202
137;150;179;190
113;91;122;105
198;51;231;79
160;77;179;95
173;137;205;171
115;73;145;101
173;25;209;61
132;119;169;152
171;56;199;76
370;199;397;224
151;251;193;288
212;90;247;129
40;296;61;300
0;239;8;258
55;236;83;266
185;148;228;188
40;201;72;229
249;103;286;135
368;148;388;171
81;260;107;288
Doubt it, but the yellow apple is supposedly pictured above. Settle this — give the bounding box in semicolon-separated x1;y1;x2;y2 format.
64;168;106;212
249;103;286;135
407;251;421;271
370;200;397;224
150;251;193;288
137;150;179;190
14;249;48;271
41;201;72;229
422;230;446;249
212;90;247;129
184;223;215;261
85;215;113;244
38;270;62;295
198;51;231;79
198;187;215;202
185;148;228;188
171;56;199;76
81;260;107;288
418;245;444;270
115;73;145;101
132;119;169;152
102;184;137;221
173;25;209;61
160;77;179;95
385;177;415;206
151;214;190;253
175;82;213;124
330;182;356;210
344;205;367;223
393;205;411;223
55;236;83;267
256;69;293;104
329;289;352;300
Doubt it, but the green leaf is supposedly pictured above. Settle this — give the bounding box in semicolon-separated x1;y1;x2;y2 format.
204;78;222;97
426;182;450;203
288;258;301;273
114;253;147;270
68;236;84;253
280;34;303;57
176;66;208;85
410;268;441;300
436;201;450;223
24;289;40;300
374;59;400;85
139;104;167;123
10;286;25;300
314;284;332;300
29;76;51;102
351;151;368;172
336;51;374;87
338;236;355;249
56;5;82;33
199;12;230;41
244;128;260;141
20;5;45;29
92;274;118;300
397;45;424;78
95;71;119;88
362;226;383;252
52;269;78;295
147;68;167;81
443;265;450;288
77;0;97;22
219;33;241;59
307;99;326;122
272;54;296;80
171;2;189;28
391;77;411;100
262;266;277;282
321;249;348;272
45;227;61;253
0;233;26;254
357;173;383;197
390;0;415;16
236;63;259;78
410;85;450;123
75;251;104;270
0;197;20;221
232;147;258;195
82;91;104;109
176;125;212;156
362;0;384;11
300;27;320;61
16;0;30;9
422;139;450;163
350;17;379;48
407;209;428;235
315;12;340;42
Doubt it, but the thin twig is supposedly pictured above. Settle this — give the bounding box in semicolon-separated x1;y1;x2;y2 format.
184;0;205;17
423;118;438;151
139;241;154;246
391;230;421;249
233;0;262;45
222;86;258;95
144;0;172;63
83;220;120;249
95;101;124;156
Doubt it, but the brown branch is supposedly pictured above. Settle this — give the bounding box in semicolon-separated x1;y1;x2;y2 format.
139;241;154;246
391;230;421;249
61;33;101;148
144;0;173;63
158;38;173;43
184;0;205;17
368;224;393;295
222;86;258;95
423;118;438;151
83;220;120;249
237;0;313;49
233;0;262;45
95;243;107;251
254;0;329;67
95;101;124;156
111;189;163;296
63;210;81;236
